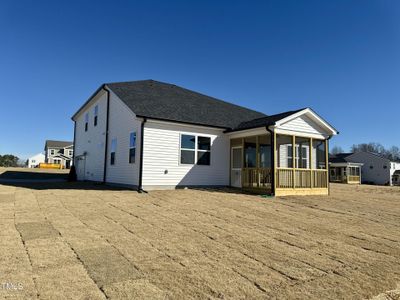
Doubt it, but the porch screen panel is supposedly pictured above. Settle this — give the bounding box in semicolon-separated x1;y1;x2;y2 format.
232;148;242;169
295;137;310;169
259;135;271;168
276;135;293;168
244;137;257;168
312;140;326;169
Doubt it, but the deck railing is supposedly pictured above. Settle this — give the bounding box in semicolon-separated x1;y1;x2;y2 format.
242;168;272;188
276;168;293;188
347;175;360;183
313;169;328;188
276;168;328;189
295;169;312;188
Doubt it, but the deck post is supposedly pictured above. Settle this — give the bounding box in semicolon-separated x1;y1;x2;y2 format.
310;137;313;188
325;139;329;191
273;131;277;194
292;135;296;189
256;135;260;187
241;138;245;188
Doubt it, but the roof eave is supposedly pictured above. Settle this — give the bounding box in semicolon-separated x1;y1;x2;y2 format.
71;84;107;121
138;115;230;130
274;108;339;136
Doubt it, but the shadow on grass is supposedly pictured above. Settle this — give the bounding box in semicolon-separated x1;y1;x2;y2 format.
0;180;136;191
0;170;68;180
0;170;133;191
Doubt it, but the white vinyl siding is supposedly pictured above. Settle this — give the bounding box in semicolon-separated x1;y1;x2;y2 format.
279;115;326;136
74;90;108;181
105;91;141;186
142;121;229;189
346;152;391;185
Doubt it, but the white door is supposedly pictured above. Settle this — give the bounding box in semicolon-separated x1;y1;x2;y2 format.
76;157;85;180
231;147;242;188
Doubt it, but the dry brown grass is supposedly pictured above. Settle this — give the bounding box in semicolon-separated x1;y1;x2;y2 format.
0;179;399;299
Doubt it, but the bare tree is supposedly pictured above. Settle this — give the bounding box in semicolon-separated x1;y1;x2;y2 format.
351;143;400;162
330;146;344;154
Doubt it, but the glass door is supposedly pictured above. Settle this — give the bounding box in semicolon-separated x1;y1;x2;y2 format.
231;147;242;188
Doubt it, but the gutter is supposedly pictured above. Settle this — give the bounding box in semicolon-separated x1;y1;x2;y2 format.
137;117;147;193
72;120;77;165
103;85;110;183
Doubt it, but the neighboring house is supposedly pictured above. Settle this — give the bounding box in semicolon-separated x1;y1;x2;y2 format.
342;151;400;186
44;140;74;168
27;153;45;168
72;80;337;196
393;170;400;186
329;153;363;184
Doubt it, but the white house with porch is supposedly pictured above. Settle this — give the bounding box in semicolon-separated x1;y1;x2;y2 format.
44;140;74;168
329;153;363;184
72;80;338;196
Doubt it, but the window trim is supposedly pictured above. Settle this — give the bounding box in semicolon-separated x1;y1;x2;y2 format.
196;136;211;166
94;105;98;127
85;113;89;132
129;132;136;164
110;138;117;165
179;134;211;166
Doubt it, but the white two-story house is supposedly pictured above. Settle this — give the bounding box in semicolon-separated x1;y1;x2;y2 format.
44;140;74;168
71;80;337;196
343;151;400;186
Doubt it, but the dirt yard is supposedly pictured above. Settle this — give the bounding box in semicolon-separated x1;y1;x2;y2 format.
0;173;399;299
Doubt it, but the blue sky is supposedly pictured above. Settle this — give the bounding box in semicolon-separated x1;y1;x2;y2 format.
0;0;399;159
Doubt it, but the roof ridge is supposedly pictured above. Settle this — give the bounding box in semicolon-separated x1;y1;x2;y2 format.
106;79;266;118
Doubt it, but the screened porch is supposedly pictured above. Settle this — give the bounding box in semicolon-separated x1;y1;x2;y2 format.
230;133;329;196
329;164;362;184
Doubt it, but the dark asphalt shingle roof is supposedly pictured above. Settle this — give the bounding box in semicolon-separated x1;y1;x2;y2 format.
329;153;353;163
45;140;73;149
105;80;267;129
228;109;305;132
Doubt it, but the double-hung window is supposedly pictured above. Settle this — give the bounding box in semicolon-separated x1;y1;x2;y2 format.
129;132;136;163
180;135;196;164
180;135;211;165
94;105;98;126
85;113;89;131
110;138;117;165
197;136;211;165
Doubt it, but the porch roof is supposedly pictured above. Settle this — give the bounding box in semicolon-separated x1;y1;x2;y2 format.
330;162;363;167
226;107;338;136
228;109;303;132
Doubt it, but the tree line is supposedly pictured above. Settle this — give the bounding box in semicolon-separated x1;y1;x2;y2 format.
331;143;400;162
0;154;20;167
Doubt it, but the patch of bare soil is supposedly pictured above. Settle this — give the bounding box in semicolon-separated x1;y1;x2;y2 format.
0;182;399;299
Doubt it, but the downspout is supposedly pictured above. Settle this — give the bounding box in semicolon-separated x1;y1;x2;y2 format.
72;120;76;166
326;135;332;195
266;126;275;196
103;85;110;183
137;118;147;193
